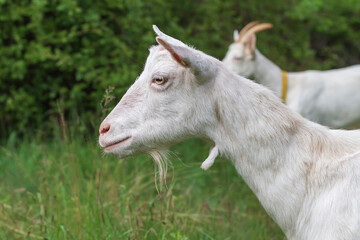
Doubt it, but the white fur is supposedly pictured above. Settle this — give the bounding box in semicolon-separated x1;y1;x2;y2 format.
222;28;360;129
201;145;218;170
99;25;360;239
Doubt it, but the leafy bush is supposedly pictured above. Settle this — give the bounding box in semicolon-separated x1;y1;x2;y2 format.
1;0;359;139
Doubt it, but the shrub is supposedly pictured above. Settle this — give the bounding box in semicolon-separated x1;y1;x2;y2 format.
1;0;359;139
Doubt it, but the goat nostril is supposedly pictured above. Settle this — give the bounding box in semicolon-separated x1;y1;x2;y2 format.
100;124;110;134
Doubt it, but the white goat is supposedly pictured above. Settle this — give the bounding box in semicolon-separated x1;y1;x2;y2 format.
99;26;360;239
223;22;360;129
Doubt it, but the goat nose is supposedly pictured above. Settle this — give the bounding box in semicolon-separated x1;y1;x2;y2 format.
99;123;111;135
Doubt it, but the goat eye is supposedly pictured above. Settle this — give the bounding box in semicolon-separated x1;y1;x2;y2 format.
153;77;167;85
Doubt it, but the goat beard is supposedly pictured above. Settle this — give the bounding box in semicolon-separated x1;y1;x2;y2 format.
149;149;170;192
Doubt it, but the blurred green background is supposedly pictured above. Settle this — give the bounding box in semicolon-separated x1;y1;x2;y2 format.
1;0;359;139
0;0;360;239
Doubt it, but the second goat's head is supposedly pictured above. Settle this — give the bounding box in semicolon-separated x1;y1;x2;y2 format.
222;21;272;77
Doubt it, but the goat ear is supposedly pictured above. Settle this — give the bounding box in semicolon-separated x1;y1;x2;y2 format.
156;37;188;67
153;25;189;67
233;30;239;42
153;25;188;49
153;25;216;83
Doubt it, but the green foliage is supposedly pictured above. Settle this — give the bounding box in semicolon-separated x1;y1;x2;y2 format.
0;0;359;138
0;138;284;239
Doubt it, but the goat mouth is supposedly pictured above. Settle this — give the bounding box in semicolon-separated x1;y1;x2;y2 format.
104;136;132;151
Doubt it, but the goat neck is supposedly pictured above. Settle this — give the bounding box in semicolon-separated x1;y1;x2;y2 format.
205;69;357;236
252;50;284;98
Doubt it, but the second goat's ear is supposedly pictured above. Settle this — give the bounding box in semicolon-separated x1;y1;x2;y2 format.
233;29;239;42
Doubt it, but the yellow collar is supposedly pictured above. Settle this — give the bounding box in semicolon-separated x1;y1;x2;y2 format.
281;71;287;103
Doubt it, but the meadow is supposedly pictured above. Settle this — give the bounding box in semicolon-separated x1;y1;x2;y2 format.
0;136;284;239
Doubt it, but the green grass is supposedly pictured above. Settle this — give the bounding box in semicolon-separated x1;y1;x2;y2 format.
0;137;284;239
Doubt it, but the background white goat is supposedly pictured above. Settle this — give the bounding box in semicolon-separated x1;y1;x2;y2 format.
222;21;360;129
99;26;360;239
